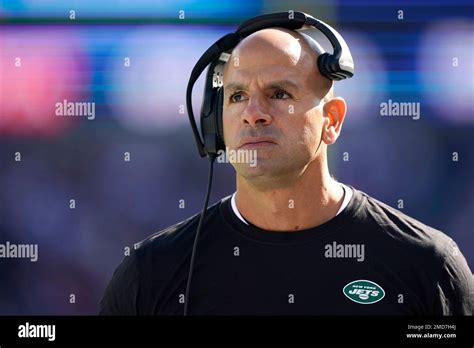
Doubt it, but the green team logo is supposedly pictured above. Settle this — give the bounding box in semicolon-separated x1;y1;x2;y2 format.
343;280;385;304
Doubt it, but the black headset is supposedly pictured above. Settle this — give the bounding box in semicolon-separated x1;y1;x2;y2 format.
183;11;354;316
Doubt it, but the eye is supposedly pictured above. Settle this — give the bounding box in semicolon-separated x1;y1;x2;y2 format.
272;90;291;100
229;92;246;103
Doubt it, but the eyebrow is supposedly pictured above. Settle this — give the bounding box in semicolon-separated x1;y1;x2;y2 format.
224;80;299;94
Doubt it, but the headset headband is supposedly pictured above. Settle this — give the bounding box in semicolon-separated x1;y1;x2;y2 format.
186;11;354;158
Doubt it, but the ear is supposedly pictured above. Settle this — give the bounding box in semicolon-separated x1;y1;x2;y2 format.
322;97;347;145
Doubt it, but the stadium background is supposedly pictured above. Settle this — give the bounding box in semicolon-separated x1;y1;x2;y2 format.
0;0;472;314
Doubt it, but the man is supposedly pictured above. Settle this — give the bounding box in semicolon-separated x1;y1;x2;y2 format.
99;26;473;315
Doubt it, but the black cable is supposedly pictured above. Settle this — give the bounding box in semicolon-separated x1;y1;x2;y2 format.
184;153;217;316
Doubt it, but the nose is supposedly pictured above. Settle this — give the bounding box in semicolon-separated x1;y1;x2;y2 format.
241;95;272;128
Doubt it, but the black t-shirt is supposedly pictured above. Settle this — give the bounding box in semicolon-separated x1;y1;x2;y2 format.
99;186;473;315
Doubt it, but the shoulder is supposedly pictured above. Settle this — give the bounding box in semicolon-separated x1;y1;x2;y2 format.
122;196;228;277
353;188;453;259
351;188;473;314
133;197;225;257
99;197;226;315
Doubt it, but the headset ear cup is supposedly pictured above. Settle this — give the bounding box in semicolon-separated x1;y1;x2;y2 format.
215;87;225;151
317;53;334;80
318;52;348;81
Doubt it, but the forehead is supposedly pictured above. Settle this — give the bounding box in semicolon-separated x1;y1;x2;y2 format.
224;65;302;88
223;28;316;85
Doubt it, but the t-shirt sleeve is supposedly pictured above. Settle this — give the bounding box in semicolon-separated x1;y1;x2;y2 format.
434;239;474;315
98;250;141;315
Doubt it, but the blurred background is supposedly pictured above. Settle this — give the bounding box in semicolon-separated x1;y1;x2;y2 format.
0;0;472;314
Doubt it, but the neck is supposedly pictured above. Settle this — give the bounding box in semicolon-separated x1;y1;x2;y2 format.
235;156;344;231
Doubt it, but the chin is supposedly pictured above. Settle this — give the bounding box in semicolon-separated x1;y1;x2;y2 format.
234;161;293;180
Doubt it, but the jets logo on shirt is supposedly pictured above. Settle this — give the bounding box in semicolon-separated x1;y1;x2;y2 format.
343;279;385;304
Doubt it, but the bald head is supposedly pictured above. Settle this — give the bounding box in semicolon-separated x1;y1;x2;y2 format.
223;27;333;102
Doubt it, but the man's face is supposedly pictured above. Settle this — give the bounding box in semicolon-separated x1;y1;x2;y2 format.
222;28;332;184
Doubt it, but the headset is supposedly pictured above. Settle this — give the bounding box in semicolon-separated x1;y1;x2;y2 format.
184;11;354;316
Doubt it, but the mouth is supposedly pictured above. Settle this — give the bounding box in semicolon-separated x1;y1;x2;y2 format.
238;141;276;149
237;137;277;149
